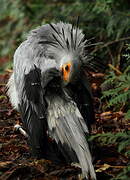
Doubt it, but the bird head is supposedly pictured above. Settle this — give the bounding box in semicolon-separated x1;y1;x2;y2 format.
47;22;86;86
59;54;81;86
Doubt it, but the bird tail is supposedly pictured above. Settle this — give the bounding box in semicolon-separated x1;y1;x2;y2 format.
46;95;97;180
65;112;96;180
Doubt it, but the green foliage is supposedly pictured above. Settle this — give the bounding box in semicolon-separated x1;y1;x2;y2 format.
90;131;130;156
100;45;130;179
101;45;130;120
0;0;130;69
125;110;130;120
90;131;130;180
112;165;130;180
122;44;130;70
102;71;130;108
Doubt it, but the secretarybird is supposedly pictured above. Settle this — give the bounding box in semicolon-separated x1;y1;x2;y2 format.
7;22;96;180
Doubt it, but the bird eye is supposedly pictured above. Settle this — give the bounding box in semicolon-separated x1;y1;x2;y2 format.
65;65;69;71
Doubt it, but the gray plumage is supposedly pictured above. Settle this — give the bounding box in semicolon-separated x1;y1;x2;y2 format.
7;22;96;179
46;94;95;178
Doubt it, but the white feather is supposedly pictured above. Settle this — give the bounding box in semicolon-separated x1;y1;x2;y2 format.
7;73;19;109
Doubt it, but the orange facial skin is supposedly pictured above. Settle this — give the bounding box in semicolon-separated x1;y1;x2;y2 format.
61;62;72;82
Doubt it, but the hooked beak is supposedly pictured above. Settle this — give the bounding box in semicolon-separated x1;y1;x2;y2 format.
61;62;72;82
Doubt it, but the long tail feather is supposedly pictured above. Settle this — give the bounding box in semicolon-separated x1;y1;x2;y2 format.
46;95;97;180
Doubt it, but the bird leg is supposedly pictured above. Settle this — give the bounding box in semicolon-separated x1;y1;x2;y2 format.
14;124;28;138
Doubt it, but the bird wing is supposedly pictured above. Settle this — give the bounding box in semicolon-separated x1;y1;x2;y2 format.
64;72;95;130
8;24;59;157
80;72;95;127
17;65;48;158
46;95;96;180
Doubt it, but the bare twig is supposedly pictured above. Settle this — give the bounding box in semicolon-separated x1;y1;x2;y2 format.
108;64;122;75
92;36;130;53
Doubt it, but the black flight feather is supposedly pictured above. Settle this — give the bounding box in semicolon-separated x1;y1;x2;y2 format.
49;23;64;43
38;40;57;45
66;38;70;49
75;16;80;49
52;34;64;48
24;65;41;103
71;23;74;50
21;65;48;158
49;23;60;36
62;28;65;41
